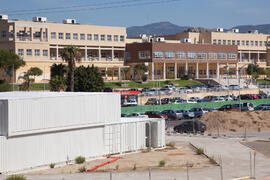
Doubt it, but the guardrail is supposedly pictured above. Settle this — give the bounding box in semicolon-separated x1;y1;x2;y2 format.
121;99;270;114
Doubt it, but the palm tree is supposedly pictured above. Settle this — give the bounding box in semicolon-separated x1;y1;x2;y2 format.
61;46;81;91
133;64;147;81
121;67;130;81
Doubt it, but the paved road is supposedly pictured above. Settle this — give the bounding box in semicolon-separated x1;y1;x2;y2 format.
1;135;270;180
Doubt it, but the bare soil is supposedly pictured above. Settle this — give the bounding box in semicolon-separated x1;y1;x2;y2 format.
200;111;270;133
26;145;214;175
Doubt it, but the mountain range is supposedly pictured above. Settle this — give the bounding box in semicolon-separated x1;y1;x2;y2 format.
127;21;270;37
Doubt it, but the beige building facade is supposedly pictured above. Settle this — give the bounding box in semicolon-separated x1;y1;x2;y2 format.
0;16;127;82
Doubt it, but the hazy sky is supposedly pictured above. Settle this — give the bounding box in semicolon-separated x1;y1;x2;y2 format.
1;0;269;28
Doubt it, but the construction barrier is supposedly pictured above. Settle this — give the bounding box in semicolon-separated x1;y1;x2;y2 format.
121;99;270;114
86;157;120;172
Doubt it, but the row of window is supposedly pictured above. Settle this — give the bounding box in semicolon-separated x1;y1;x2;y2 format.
149;51;237;60
50;32;125;42
18;49;48;57
213;39;267;47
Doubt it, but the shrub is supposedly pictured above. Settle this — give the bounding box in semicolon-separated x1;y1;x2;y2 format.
166;141;176;148
78;166;86;173
49;163;55;169
142;74;147;82
159;160;165;167
49;76;66;92
196;148;204;155
0;81;11;92
75;156;85;164
5;175;26;180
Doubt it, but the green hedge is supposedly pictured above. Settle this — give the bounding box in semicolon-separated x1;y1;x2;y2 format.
121;99;270;114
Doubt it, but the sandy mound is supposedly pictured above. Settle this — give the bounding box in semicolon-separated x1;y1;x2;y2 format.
200;111;270;133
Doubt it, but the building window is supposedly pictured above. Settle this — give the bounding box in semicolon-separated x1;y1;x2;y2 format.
125;52;130;60
73;33;78;40
223;40;226;45
114;35;118;41
227;40;231;45
197;52;206;59
101;35;105;41
66;33;71;39
176;51;185;59
217;52;226;59
114;70;118;76
87;34;92;40
246;41;249;46
250;41;254;46
259;41;263;47
35;32;41;39
264;41;267;46
232;40;235;45
138;51;151;59
101;70;106;76
58;33;63;39
187;52;196;59
218;40;221;45
26;49;32;56
35;49;40;56
255;41;258;47
228;53;237;59
107;35;112;41
153;51;163;59
43;50;48;56
237;40;240;45
120;35;125;42
43;32;47;39
208;52;217;59
1;31;6;38
94;34;98;41
101;52;106;58
51;32;56;39
165;51;175;59
213;39;217;44
80;34;85;40
241;40;245;46
18;49;24;56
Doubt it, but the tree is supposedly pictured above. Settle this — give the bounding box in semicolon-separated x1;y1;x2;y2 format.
121;67;130;80
61;46;81;92
133;64;147;81
0;49;25;82
246;63;265;82
106;69;113;80
50;63;68;79
19;67;43;91
49;76;66;92
74;65;104;92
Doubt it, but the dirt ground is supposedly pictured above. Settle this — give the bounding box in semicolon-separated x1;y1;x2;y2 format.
200;111;270;133
26;145;214;175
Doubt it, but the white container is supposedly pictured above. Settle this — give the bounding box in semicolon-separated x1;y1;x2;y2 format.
0;92;120;137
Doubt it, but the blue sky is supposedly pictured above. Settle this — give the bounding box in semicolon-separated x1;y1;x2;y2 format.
0;0;269;28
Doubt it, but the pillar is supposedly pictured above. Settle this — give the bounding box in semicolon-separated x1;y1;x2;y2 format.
216;62;220;79
249;51;251;62
163;62;166;80
112;47;114;61
196;62;199;79
240;51;242;62
56;45;58;60
98;47;101;61
151;62;154;80
118;67;121;80
85;46;87;61
174;62;177;79
30;27;33;41
258;51;260;62
105;67;108;79
206;62;209;78
185;61;188;75
236;63;239;80
40;28;43;41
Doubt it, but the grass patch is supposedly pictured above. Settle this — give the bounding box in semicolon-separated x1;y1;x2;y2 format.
158;160;166;167
5;175;26;180
196;148;204;155
75;156;85;164
104;80;203;89
256;79;270;84
78;166;86;173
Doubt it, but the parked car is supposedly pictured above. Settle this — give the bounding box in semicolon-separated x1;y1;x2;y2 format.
174;120;206;133
182;110;195;119
127;113;148;118
123;99;138;107
145;98;159;105
218;103;254;111
175;110;184;120
121;113;128;117
161;98;171;105
161;109;178;120
254;104;270;111
190;108;203;118
145;111;168;119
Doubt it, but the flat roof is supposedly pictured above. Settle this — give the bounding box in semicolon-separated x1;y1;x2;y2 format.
0;92;117;100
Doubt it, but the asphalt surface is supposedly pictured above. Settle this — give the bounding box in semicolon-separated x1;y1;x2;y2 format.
242;140;270;158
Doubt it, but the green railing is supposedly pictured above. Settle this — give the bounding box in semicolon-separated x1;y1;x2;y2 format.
121;99;270;114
